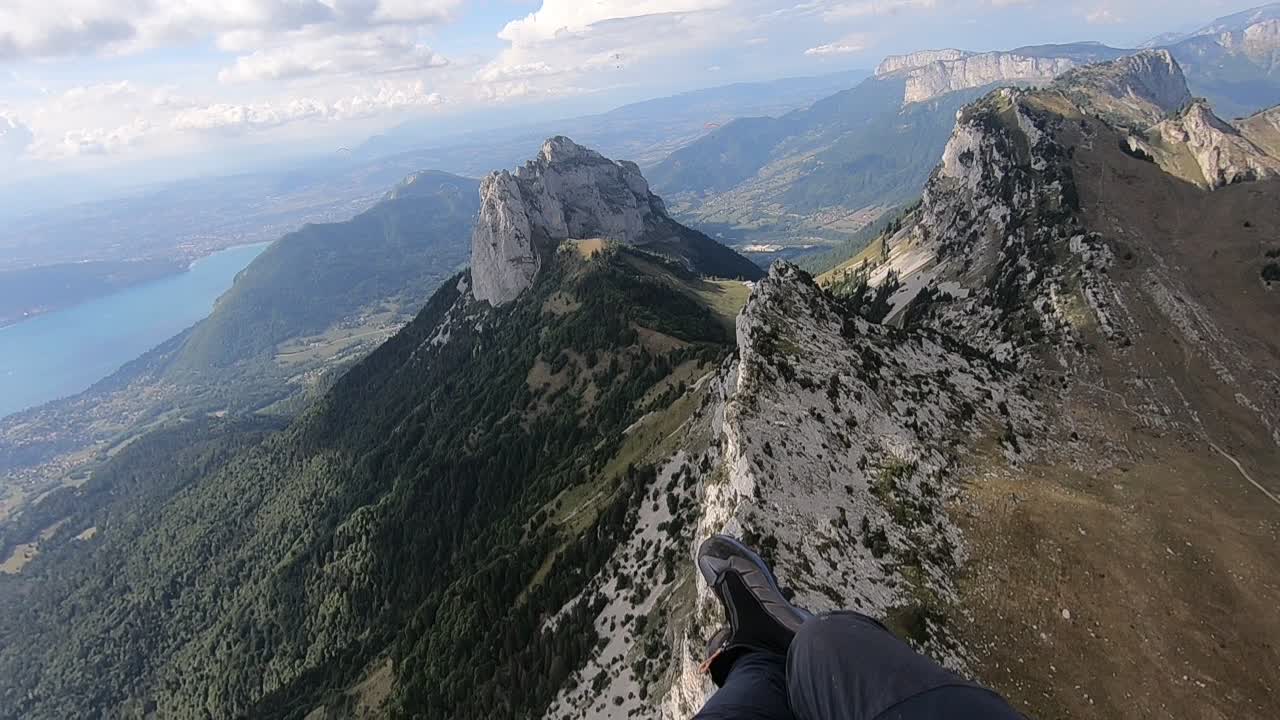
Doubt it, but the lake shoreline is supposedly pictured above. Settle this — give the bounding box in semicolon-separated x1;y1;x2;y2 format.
0;242;272;419
0;241;273;332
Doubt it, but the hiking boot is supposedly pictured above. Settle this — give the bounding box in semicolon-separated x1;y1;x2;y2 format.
697;534;812;671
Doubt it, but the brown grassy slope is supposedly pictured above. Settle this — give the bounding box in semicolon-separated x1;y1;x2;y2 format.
1237;107;1280;159
952;114;1280;720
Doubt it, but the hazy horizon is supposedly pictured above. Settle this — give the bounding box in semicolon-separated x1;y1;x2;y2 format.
1;0;1271;216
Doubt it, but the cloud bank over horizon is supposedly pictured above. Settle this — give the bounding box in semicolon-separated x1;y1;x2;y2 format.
0;0;1266;179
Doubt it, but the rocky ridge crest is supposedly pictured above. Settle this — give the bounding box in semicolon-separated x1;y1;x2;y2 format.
1052;49;1192;127
1139;99;1280;188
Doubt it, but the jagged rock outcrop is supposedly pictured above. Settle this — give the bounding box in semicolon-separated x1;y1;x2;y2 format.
1145;99;1280;188
471;136;761;305
1054;49;1192;127
471;137;665;305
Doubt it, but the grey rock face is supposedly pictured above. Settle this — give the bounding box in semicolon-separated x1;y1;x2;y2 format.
1055;49;1192;126
470;136;667;306
874;48;1079;104
471;171;540;306
875;49;972;76
898;52;1078;104
1152;99;1280;188
1235;18;1280;68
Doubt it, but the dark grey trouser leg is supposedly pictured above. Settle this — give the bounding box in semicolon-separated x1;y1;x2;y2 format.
786;612;1022;720
693;651;797;720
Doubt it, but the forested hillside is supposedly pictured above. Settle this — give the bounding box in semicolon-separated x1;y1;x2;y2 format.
172;171;479;372
0;242;743;719
0;171;481;526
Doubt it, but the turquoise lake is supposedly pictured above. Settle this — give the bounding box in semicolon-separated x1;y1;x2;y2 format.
0;242;270;419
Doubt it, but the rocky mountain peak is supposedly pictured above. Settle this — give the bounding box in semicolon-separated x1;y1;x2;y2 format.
534;135;601;165
470;136;667;305
1054;49;1192;126
471;137;760;306
1145;3;1280;46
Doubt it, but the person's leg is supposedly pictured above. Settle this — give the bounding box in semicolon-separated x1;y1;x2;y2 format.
693;651;796;720
785;612;1022;720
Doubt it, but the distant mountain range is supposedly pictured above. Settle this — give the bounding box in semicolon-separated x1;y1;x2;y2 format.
357;70;871;168
653;5;1280;264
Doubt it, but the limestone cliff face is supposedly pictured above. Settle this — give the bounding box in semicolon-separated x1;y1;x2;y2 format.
470;136;666;305
1150;99;1280;188
898;52;1078;104
873;48;1078;104
1168;16;1280;71
1235;18;1280;68
471;136;761;305
471;171;541;306
537;261;1038;720
874;49;972;76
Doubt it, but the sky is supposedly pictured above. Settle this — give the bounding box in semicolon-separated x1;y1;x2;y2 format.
0;0;1271;188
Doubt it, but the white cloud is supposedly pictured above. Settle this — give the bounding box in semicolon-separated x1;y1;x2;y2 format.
57;80;142;108
0;1;462;60
498;0;730;45
171;81;444;133
33;117;152;158
804;33;870;55
1085;6;1122;24
218;30;448;83
475;61;559;84
822;0;937;20
479;0;752;104
777;0;938;21
0;112;34;161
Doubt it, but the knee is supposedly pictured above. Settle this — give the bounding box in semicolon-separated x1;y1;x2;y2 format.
791;611;884;658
